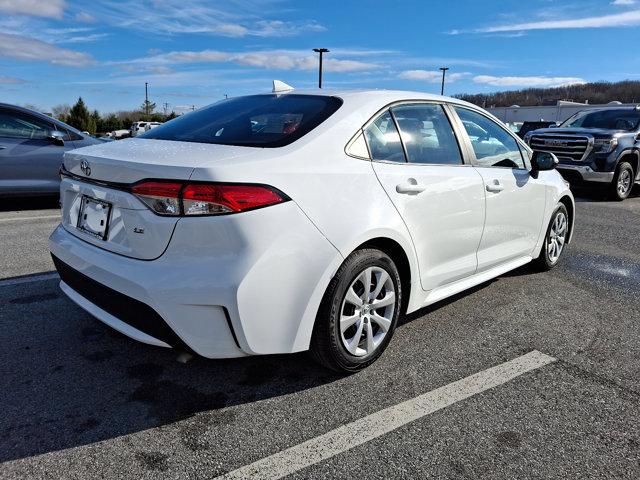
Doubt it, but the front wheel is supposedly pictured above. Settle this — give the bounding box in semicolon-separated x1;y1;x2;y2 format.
610;161;634;201
533;204;569;271
310;248;401;373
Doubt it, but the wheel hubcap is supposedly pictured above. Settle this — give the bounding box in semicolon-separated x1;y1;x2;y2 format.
547;211;567;264
618;169;631;196
340;266;395;357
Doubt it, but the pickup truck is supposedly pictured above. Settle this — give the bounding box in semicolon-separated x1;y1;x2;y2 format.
524;106;640;200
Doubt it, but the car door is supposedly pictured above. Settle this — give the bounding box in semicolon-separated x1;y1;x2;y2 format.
451;106;546;272
0;107;70;196
368;103;486;291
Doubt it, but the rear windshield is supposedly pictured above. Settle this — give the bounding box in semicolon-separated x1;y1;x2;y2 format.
561;109;640;131
141;94;343;147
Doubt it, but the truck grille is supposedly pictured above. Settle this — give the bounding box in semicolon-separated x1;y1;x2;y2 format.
529;134;592;161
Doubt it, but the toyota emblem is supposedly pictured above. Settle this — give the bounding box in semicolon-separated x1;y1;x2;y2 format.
80;159;91;176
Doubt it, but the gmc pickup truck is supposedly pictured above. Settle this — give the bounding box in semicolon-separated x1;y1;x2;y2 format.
524;106;640;200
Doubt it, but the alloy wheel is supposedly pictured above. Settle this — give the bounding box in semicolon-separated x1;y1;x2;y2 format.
547;211;567;264
339;266;395;357
617;168;632;197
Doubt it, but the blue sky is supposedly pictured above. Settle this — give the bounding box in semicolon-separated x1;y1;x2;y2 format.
1;0;639;113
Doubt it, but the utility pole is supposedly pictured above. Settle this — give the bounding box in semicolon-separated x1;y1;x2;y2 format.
313;48;329;88
144;82;149;115
439;67;449;96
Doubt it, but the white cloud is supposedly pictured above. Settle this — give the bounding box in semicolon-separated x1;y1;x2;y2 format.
0;0;65;18
399;70;468;83
473;75;585;87
0;75;26;84
472;9;640;32
0;32;94;67
75;12;96;23
121;49;379;73
90;0;325;38
611;0;636;5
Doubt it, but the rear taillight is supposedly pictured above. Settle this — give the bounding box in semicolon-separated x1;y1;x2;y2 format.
131;181;182;216
131;181;287;216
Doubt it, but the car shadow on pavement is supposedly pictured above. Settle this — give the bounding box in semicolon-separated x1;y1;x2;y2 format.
0;196;60;212
0;277;342;463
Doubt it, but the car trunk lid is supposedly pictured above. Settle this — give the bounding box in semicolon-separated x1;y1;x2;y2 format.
60;139;256;260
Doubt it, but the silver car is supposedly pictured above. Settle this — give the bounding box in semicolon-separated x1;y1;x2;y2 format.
0;103;101;197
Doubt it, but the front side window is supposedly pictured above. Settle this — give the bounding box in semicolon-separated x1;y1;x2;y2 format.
363;110;406;162
454;107;525;169
0;109;53;140
142;94;343;147
391;104;463;165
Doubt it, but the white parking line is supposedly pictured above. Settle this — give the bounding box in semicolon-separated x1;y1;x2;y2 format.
0;272;59;287
217;350;556;480
0;214;60;223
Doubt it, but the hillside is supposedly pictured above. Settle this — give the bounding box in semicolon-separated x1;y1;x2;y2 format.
456;80;640;107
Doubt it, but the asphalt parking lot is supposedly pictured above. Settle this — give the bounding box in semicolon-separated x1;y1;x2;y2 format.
0;191;639;479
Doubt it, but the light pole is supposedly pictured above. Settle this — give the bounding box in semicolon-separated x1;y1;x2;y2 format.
313;48;329;88
439;67;449;96
144;82;149;115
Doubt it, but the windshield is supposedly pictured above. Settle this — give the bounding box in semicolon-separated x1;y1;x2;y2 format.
560;109;640;131
142;94;343;147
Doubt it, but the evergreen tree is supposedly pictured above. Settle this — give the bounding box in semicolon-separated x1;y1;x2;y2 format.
67;97;92;132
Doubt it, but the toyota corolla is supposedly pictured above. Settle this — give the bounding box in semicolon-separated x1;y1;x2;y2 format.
49;85;574;372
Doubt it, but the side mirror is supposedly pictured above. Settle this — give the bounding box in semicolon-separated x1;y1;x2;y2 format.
48;130;65;146
530;151;559;177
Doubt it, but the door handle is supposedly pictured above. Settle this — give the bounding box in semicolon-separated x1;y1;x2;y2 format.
0;145;6;150
486;180;504;193
396;179;426;194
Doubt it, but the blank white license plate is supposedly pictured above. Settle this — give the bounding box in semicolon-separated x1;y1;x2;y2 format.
77;195;112;240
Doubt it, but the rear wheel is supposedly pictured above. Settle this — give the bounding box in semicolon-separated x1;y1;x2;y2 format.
310;248;401;373
533;204;569;271
610;161;634;201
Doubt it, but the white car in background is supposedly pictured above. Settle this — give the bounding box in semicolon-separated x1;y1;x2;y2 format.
130;121;162;137
49;86;574;372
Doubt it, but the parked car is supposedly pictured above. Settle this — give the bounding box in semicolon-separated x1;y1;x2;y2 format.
516;121;556;139
49;88;574;372
524;107;640;200
0;103;101;197
130;121;162;137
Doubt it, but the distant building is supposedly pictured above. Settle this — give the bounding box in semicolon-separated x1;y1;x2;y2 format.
487;100;635;125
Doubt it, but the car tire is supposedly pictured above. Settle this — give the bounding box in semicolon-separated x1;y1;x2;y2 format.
310;248;401;373
610;161;634;201
533;203;569;271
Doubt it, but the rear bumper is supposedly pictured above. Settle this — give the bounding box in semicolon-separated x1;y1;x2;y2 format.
557;165;614;184
49;201;342;358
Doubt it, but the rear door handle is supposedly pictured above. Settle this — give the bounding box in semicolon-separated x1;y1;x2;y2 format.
0;146;6;150
396;179;426;195
486;180;504;193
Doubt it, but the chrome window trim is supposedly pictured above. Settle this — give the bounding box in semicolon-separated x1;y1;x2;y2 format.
352;99;474;167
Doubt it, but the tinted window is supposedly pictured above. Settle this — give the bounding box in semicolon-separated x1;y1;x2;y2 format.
363;111;405;162
391;104;462;165
561;109;640;130
0;109;53;140
142;94;342;147
455;107;525;169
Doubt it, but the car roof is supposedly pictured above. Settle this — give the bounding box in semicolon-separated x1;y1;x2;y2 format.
254;88;478;109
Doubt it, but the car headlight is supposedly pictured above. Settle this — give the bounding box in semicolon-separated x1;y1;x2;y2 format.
594;138;618;153
524;133;532;145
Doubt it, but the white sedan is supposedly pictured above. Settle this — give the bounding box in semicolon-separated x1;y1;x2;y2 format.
49;86;574;372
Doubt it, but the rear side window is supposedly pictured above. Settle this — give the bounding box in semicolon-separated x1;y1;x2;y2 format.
363;110;406;162
142;94;343;147
391;104;463;165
